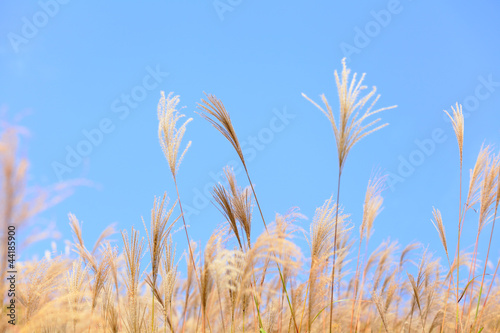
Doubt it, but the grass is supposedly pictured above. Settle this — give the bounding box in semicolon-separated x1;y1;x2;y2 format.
1;59;500;332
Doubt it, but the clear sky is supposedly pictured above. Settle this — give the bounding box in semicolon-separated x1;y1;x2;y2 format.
1;1;500;271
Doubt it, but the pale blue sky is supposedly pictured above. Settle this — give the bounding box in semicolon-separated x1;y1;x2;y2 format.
1;1;500;272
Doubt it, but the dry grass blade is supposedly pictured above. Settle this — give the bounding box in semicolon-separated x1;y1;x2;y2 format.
145;273;164;306
215;167;253;248
212;168;254;250
407;272;425;332
212;183;242;249
457;275;483;304
399;242;420;269
197;93;244;163
224;167;253;248
158;91;193;177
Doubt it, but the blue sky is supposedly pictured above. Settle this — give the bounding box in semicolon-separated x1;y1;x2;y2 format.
1;1;500;272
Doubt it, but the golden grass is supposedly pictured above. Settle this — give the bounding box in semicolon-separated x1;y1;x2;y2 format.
1;60;500;333
303;58;396;332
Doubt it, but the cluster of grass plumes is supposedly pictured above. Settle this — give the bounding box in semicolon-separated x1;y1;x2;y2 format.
3;60;500;333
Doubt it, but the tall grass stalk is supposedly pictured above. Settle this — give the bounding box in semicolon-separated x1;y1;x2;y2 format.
464;154;498;325
157;92;202;325
198;93;299;332
350;175;384;332
474;156;500;330
143;193;178;332
445;102;468;331
303;58;395;331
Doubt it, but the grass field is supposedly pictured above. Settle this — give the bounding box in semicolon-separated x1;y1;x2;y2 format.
1;59;499;332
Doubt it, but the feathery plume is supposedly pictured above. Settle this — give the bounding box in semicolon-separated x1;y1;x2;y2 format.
122;227;145;333
309;196;340;262
143;193;178;286
197;94;244;164
158;92;193;177
466;145;491;209
478;154;499;232
444;103;464;166
308;197;343;331
360;175;385;241
431;208;448;257
302;58;396;172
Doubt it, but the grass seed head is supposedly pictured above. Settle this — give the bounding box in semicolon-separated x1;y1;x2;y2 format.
158;91;193;178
